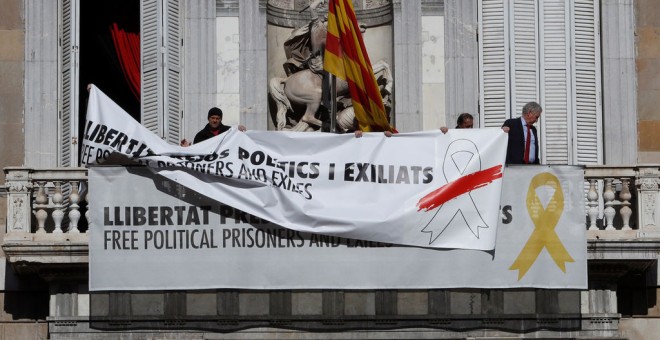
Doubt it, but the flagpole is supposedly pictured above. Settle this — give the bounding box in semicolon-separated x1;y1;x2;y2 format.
330;74;337;132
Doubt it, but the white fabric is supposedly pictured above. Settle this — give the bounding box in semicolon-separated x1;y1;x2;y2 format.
83;85;507;250
88;165;587;290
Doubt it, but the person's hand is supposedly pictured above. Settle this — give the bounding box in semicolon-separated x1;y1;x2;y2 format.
501;126;510;133
440;127;448;134
238;125;247;132
87;84;92;92
354;130;363;138
180;139;190;147
384;131;393;137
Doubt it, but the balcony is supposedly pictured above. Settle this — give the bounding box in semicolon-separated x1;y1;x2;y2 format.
3;165;660;273
2;165;659;337
3;167;88;275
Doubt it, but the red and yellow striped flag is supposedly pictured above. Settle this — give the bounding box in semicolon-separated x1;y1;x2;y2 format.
323;0;394;133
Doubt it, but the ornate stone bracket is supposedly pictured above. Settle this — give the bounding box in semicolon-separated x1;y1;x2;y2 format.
636;166;660;230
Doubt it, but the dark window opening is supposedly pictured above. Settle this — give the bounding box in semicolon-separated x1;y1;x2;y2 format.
79;0;141;141
617;262;657;316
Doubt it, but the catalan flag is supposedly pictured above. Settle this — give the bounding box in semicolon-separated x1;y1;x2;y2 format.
323;0;394;133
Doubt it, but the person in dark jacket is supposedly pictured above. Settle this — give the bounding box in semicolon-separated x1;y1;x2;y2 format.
440;112;474;133
501;101;542;164
180;107;246;146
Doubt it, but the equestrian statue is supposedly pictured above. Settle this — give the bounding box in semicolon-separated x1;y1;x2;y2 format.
268;0;393;132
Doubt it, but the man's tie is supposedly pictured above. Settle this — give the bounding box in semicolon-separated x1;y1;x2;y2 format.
524;124;531;164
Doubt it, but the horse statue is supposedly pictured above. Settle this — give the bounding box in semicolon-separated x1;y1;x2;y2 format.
268;0;393;132
269;60;393;132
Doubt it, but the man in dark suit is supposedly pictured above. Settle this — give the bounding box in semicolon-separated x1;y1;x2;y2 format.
502;102;543;164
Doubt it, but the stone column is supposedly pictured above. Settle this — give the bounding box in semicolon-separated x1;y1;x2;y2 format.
392;0;423;132
239;0;268;130
444;0;479;126
601;0;637;164
182;0;218;139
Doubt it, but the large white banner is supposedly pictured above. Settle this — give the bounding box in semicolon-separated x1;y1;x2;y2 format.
83;85;507;250
89;165;586;290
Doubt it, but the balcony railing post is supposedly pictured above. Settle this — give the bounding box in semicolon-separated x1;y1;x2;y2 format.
85;192;91;231
587;179;599;230
603;178;616;230
619;178;632;230
34;181;48;233
68;181;81;233
51;181;64;234
636;166;660;230
4;168;33;233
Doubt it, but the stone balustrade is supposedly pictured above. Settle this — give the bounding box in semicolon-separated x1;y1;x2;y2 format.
4;167;88;235
4;165;660;237
584;165;660;235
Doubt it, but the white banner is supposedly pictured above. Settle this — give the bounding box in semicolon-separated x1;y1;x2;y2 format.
88;165;586;290
83;85;507;250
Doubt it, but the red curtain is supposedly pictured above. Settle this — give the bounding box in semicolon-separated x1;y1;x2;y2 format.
110;23;140;101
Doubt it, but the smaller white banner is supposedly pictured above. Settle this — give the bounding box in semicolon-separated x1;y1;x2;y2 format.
89;165;587;290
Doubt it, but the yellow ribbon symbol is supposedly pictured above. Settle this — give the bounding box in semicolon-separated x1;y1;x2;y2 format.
509;172;574;280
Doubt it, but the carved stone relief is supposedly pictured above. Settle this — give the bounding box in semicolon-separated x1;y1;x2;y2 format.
11;197;25;231
642;192;657;227
636;168;660;229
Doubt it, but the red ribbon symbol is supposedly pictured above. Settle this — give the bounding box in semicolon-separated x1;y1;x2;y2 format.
418;139;503;245
418;165;503;211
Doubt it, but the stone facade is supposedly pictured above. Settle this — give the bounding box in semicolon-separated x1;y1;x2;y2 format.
635;0;660;163
0;1;43;338
0;0;25;185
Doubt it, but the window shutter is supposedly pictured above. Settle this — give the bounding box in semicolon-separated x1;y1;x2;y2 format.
141;0;181;143
164;0;181;144
571;0;602;164
59;0;80;167
479;0;509;127
540;0;571;164
509;0;539;114
141;0;163;136
478;0;602;165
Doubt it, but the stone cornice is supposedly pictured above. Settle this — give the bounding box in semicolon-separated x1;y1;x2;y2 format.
2;232;659;279
421;0;444;16
587;243;654;280
267;2;392;28
587;238;660;261
2;233;89;275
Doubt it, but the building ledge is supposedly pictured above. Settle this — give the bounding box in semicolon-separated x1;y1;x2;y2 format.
2;232;659;276
2;233;88;275
587;237;660;261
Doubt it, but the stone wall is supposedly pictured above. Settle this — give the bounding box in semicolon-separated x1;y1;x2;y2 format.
0;1;48;338
0;0;25;183
83;289;581;334
636;0;660;163
0;0;24;254
0;291;49;339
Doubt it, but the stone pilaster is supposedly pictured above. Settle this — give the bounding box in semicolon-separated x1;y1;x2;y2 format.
636;166;660;229
392;0;422;132
4;167;32;233
239;0;269;130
